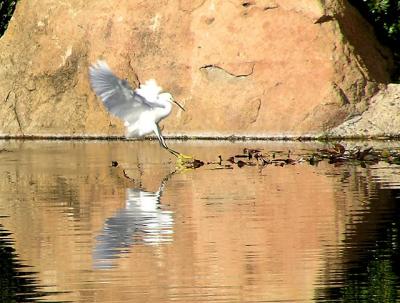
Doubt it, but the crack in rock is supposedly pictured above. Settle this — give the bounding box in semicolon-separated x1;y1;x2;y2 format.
13;100;24;135
239;0;278;10
263;4;279;10
249;98;261;123
104;18;113;39
179;0;206;12
199;64;255;79
3;90;23;134
332;82;350;105
314;15;334;24
4;90;13;103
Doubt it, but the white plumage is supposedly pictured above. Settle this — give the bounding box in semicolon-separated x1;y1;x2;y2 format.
89;60;184;155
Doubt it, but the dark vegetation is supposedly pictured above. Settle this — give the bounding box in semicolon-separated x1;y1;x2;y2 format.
0;0;17;36
349;0;400;81
0;224;54;302
316;186;400;302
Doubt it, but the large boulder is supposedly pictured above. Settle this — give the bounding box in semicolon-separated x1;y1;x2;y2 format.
0;0;392;137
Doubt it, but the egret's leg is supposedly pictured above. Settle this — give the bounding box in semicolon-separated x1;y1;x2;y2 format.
153;124;180;157
167;147;180;157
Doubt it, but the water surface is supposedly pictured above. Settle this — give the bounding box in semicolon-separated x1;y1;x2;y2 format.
1;140;400;302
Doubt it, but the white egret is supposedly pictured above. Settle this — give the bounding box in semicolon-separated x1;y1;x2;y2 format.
89;60;185;156
93;175;174;269
93;186;174;268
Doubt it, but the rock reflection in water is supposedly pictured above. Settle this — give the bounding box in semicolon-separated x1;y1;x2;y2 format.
4;140;400;302
93;175;174;269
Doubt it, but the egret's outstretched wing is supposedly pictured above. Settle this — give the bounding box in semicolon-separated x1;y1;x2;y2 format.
89;61;154;123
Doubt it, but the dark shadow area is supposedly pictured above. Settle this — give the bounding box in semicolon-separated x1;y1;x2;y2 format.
0;0;18;37
315;183;400;302
0;223;67;303
348;0;400;82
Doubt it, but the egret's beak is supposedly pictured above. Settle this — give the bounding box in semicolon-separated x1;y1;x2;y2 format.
173;99;185;111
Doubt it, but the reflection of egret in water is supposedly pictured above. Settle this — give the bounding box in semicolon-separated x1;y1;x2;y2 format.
93;173;174;269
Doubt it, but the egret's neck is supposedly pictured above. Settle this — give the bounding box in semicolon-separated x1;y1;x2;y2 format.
164;101;172;112
154;101;172;122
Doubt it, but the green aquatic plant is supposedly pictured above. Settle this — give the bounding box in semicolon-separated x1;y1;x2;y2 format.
0;0;18;37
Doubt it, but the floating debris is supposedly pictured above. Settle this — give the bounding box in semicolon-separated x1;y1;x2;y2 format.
186;159;205;169
109;144;400;180
227;156;235;164
206;155;223;165
243;148;261;155
237;160;246;168
312;144;384;166
210;165;234;170
235;154;250;159
110;161;135;182
176;155;205;170
204;144;400;170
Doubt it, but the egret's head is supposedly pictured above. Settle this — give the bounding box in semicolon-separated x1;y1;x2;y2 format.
159;92;185;111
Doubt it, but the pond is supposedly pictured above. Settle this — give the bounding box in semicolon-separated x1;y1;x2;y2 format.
1;139;400;303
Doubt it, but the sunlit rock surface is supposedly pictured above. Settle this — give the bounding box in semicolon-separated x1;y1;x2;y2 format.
329;84;400;138
0;0;392;137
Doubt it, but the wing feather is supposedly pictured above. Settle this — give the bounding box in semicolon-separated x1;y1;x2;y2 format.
89;61;153;124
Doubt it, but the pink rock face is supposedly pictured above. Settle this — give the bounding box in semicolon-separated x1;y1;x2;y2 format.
0;0;392;137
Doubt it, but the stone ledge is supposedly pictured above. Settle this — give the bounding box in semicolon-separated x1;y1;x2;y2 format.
328;84;400;138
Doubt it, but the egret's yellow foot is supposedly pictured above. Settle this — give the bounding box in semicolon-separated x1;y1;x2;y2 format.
176;154;204;170
177;153;194;161
176;153;194;170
